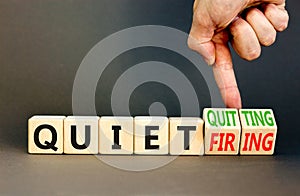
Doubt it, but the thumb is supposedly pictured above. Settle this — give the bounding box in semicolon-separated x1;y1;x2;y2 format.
193;0;200;11
188;0;215;65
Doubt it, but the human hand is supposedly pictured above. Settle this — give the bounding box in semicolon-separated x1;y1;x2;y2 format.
188;0;289;108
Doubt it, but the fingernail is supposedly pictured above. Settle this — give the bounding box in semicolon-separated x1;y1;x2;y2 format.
236;99;242;109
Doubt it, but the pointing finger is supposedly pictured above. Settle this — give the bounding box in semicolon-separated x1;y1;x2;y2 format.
212;31;242;109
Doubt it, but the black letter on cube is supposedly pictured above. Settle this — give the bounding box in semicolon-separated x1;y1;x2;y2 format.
71;125;91;150
145;126;159;150
112;125;122;150
177;126;196;150
34;124;58;151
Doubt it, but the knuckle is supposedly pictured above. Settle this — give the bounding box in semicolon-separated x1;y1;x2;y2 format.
187;36;197;50
277;21;288;32
244;48;261;61
246;8;260;20
230;19;244;35
193;12;203;24
261;32;277;46
278;12;289;31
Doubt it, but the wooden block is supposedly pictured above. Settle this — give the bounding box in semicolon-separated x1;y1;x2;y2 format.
28;115;65;154
239;109;277;155
99;116;133;154
203;108;241;155
169;117;204;155
134;116;168;155
64;116;99;154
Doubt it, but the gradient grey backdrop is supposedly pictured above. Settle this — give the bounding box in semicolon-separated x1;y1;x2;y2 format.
0;0;299;195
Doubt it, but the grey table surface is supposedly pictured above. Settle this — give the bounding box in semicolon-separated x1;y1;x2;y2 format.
1;0;300;195
1;146;299;195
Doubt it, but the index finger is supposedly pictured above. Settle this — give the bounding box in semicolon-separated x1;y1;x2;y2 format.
212;33;242;108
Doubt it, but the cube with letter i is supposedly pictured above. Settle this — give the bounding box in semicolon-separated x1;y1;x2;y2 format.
203;108;241;155
239;109;277;155
99;116;134;154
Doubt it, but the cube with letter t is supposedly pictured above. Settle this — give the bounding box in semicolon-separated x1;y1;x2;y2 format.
169;117;204;155
239;109;277;155
203;108;241;155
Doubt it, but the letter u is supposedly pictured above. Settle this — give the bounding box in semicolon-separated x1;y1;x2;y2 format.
71;125;91;149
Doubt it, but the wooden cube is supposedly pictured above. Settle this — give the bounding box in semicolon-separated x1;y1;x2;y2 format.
64;116;99;154
169;117;204;155
28;115;65;154
239;109;277;155
203;108;241;155
99;116;134;154
134;116;168;155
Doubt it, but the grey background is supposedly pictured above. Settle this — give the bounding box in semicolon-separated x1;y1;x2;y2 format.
0;0;299;195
